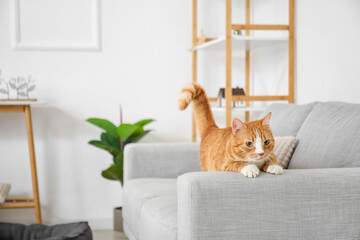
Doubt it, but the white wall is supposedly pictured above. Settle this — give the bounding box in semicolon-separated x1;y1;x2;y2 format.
0;0;359;229
296;0;360;103
0;0;192;229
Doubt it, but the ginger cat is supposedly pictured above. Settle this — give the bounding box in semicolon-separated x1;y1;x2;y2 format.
178;83;283;178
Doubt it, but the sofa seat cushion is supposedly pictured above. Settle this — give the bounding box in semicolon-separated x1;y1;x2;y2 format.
259;102;317;137
290;102;360;168
140;195;177;240
123;178;177;240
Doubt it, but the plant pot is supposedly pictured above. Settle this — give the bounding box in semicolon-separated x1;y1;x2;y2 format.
114;206;124;232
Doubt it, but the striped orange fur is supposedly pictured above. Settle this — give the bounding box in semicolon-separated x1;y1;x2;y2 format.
179;83;283;178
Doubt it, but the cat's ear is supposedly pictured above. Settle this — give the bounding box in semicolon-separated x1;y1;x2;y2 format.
232;118;246;135
261;112;272;126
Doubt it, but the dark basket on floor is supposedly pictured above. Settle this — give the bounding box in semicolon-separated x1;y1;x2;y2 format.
0;221;92;240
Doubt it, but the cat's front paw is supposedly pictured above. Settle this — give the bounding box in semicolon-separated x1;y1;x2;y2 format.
266;164;283;175
241;164;260;178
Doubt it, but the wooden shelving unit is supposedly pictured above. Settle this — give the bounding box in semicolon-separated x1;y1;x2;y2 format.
191;0;295;142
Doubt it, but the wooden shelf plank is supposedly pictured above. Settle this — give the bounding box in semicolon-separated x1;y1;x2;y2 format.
0;203;35;209
0;199;35;209
232;24;289;30
209;96;289;102
208;97;218;102
5;198;34;203
193;35;288;51
0;105;25;112
232;95;289;101
212;107;265;113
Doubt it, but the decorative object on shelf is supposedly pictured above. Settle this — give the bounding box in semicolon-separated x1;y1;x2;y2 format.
197;29;206;45
189;29;216;51
0;71;9;100
218;87;245;107
0;70;36;101
232;29;242;35
9;76;36;99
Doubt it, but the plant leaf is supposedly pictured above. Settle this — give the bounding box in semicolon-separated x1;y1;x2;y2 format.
101;132;120;150
87;118;118;136
126;130;150;144
134;129;151;142
113;152;123;166
101;164;123;183
129;125;144;138
88;140;120;156
0;89;8;94
28;85;36;92
117;124;140;142
18;92;27;96
134;119;155;127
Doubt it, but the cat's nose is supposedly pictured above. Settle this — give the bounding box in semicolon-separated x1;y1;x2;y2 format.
259;153;264;157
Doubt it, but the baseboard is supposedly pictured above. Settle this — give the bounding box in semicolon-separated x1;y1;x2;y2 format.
87;217;113;230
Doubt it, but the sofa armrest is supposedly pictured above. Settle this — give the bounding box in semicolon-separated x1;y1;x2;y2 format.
177;168;360;240
124;142;200;181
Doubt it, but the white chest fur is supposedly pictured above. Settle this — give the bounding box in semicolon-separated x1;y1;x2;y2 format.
230;153;267;170
251;159;266;170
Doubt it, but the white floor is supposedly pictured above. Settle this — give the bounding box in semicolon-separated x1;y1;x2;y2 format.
92;230;128;240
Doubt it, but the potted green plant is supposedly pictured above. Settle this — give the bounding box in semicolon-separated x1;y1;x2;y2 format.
87;115;154;231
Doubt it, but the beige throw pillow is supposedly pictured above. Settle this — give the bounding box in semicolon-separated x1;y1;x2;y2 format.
273;136;298;169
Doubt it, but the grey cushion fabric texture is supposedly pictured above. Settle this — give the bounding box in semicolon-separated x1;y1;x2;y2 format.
123;102;360;240
140;195;177;240
123;222;138;240
259;102;317;137
178;169;360;240
123;178;177;240
290;102;360;169
124;143;201;182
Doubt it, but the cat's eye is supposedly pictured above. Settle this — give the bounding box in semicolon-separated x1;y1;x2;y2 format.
264;139;270;145
246;141;253;147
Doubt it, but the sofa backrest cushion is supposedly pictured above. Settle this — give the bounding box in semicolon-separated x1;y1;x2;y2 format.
259;102;317;137
289;102;360;169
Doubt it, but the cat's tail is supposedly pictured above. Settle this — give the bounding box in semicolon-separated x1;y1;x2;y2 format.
178;83;217;137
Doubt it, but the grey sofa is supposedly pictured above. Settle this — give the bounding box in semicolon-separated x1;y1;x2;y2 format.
122;102;360;240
